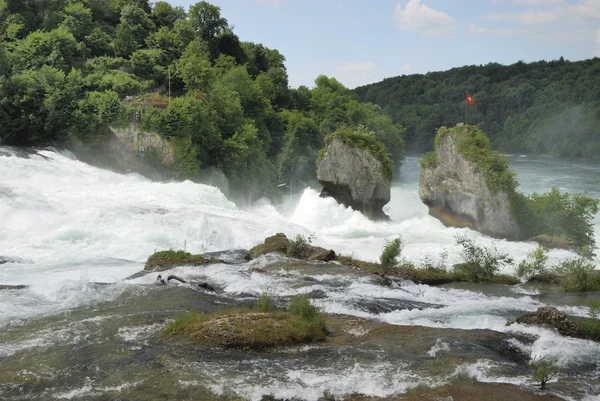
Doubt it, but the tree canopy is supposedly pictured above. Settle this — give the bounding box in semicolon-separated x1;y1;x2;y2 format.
0;0;404;196
356;58;600;160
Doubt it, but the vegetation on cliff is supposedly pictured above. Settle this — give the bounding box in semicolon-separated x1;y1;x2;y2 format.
317;125;394;181
355;57;600;160
0;0;403;194
420;125;599;254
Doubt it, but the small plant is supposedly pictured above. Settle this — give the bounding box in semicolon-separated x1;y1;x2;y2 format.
287;233;314;258
577;300;600;341
454;235;513;282
254;291;275;313
516;245;549;279
289;295;322;322
527;355;559;389
163;311;207;336
198;230;217;253
379;237;403;275
555;257;600;292
419;250;448;273
419;151;437;169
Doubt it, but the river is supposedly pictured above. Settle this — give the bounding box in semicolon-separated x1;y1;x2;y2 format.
0;148;599;400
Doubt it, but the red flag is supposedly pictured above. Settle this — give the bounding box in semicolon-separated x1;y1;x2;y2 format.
466;93;475;105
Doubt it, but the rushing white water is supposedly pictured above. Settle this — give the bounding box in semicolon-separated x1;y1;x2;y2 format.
1;147;600;400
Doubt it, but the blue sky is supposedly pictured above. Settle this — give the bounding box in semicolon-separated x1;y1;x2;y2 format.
170;0;600;89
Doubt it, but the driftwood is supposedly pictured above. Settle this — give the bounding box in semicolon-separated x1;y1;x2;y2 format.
156;274;216;292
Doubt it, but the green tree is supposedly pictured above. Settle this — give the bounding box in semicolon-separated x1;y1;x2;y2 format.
151;1;177;29
72;90;125;135
60;2;93;39
278;109;319;186
175;38;213;92
11;28;78;72
159;95;221;165
0;66;72;145
84;27;114;57
112;21;138;57
221;123;276;194
187;1;228;60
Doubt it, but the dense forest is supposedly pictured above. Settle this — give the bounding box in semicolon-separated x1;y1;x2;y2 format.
0;0;403;195
355;58;600;159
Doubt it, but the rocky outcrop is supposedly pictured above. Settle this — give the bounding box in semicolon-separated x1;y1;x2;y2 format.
419;126;520;239
67;123;177;181
514;306;580;338
317;136;391;220
144;250;209;271
248;233;336;261
109;123;175;167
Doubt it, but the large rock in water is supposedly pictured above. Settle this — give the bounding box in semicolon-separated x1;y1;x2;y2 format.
317;136;391;220
419;126;520;239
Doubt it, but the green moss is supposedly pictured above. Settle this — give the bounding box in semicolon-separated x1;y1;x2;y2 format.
419;151;437;169
436;125;518;195
144;249;205;271
317;125;393;181
163;296;328;350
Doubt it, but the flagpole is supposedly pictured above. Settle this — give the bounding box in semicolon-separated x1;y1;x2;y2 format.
465;91;467;124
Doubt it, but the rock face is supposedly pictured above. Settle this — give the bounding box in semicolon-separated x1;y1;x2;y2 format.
67;123;177;181
317;137;391;220
419;128;520;239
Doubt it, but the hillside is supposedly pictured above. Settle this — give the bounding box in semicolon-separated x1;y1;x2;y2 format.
355;58;600;159
0;0;403;195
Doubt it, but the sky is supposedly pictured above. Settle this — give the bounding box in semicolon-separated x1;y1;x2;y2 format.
170;0;600;89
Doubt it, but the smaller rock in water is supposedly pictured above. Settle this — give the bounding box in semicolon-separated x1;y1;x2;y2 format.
514;306;580;338
0;284;28;291
0;256;27;265
248;233;337;262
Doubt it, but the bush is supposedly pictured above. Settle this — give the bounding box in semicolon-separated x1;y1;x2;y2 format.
379;237;403;275
419;151;437;169
254;292;275;313
527;355;559;389
524;189;599;255
577;300;600;341
454;235;513;282
516;245;549;279
289;295;322;322
555;257;600;292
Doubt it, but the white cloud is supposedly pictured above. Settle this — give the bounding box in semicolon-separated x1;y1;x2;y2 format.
596;28;600;56
401;64;412;73
392;0;458;36
511;0;565;6
487;0;600;24
335;4;344;10
334;62;379;88
468;23;528;35
254;0;283;7
336;61;375;75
